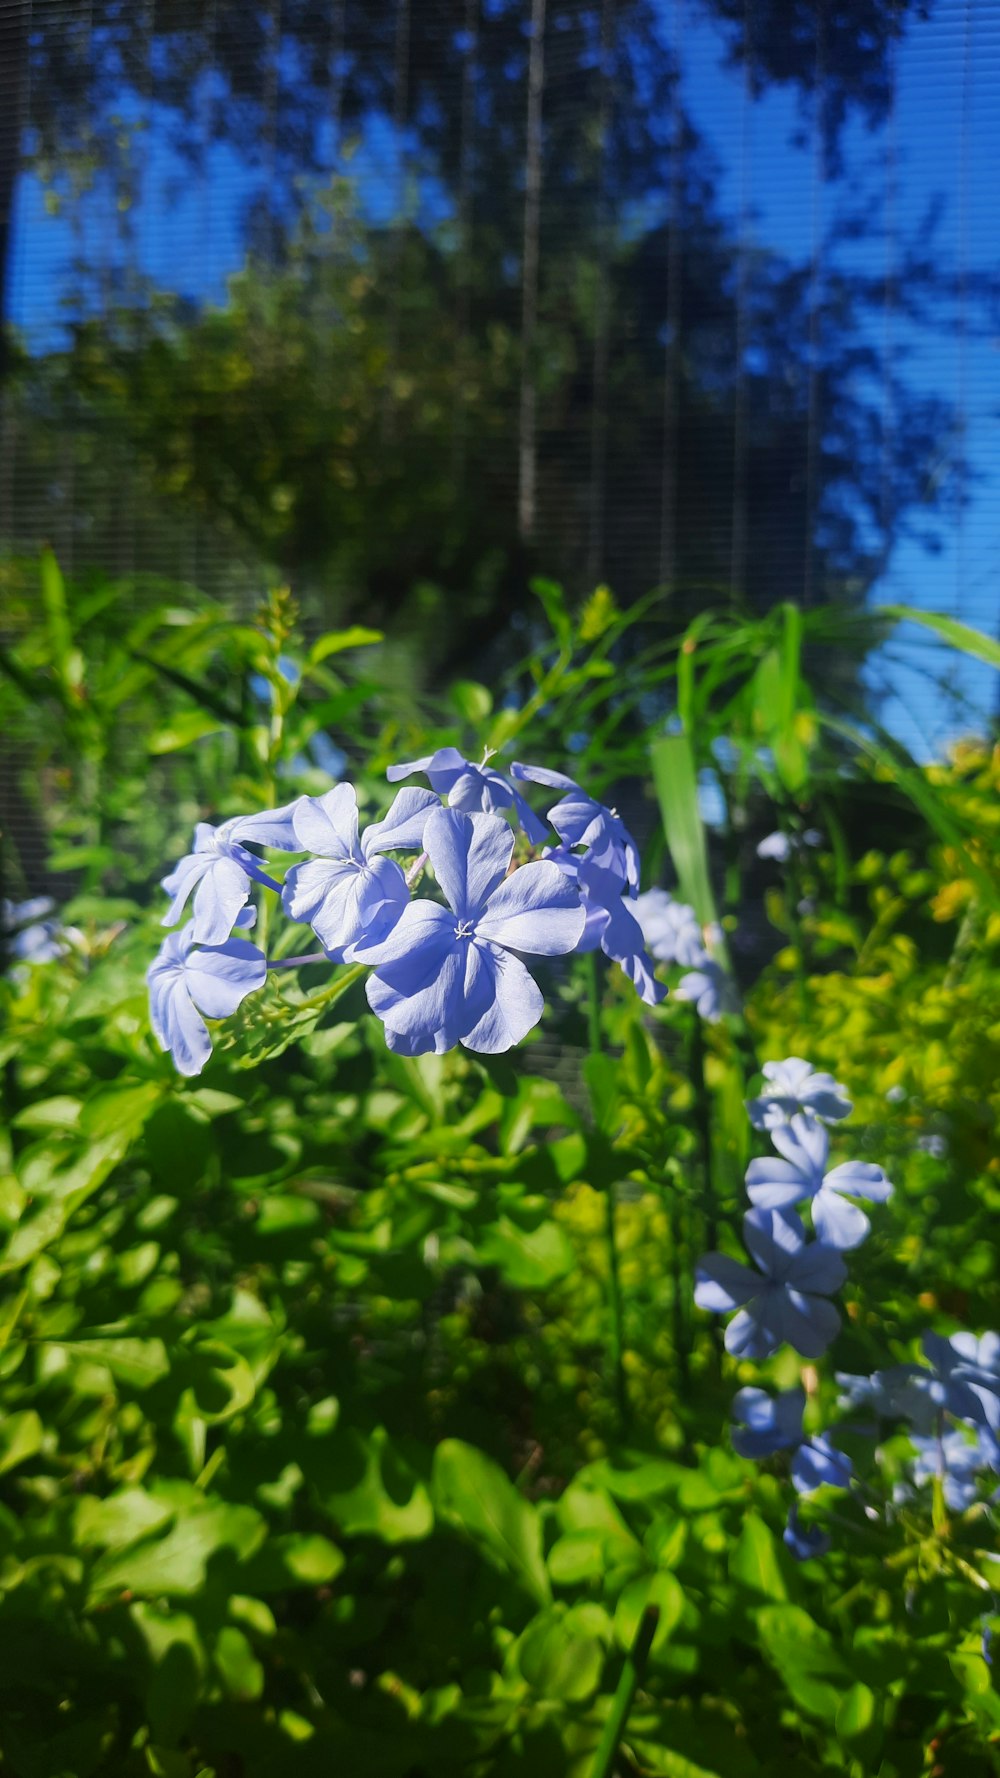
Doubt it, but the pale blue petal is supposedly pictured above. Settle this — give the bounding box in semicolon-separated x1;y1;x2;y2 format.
282;856;359;941
771;1116;829;1177
694;1252;758;1313
163;980;213;1077
745;1158;813;1209
292;783;360;859
792;1436;852;1494
160;852;212;927
386;752;438;783
510;762;579;792
363;787;439;855
824;1161;893;1204
230;799;303;850
352;899;454;967
725;1301;777;1359
190;856;252;945
788;1239;848;1297
477;860;585;955
743;1207;807;1280
462;945;544;1053
424;807;513;921
784;1508;830;1560
183;939;267;1020
779;1289;841;1357
812;1189;870;1250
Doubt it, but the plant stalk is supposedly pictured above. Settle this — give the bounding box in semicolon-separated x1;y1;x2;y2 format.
586;950;629;1434
589;1606;659;1778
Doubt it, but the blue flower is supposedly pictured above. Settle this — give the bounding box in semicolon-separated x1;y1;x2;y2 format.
784;1505;831;1561
510;762;640;892
732;1387;852;1492
3;898;78;965
732;1386;807;1457
358;807;586;1056
160;802;301;945
147;914;266;1077
546;849;665;1006
695;1207;846;1358
633;888;706;967
921;1332;1000;1431
756;831;793;863
906;1427;1000;1513
674;959;736;1023
282;784;438;961
387;748;547;844
745;1116;893;1250
746;1057;852;1132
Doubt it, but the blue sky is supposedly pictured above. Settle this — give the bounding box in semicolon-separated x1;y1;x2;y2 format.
6;1;998;754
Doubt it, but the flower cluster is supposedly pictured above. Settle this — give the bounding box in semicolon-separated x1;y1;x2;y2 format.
633;886;735;1021
147;751;665;1075
695;1054;1000;1556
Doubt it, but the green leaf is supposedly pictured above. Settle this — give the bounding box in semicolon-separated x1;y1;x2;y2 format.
39;549;79;692
313;1425;433;1544
175;1338;256;1425
240;1533;344;1593
649;732;717;925
728;1511;788;1601
75;1488;174;1551
880;604;1000;670
756;1604;849;1724
613;1571;685;1654
475;1215;575;1289
88;1493;266;1601
0;1409;43;1473
147;710;228;754
432;1439;550;1604
836;1680;876;1741
54;1336;171;1391
309;626;384;664
449;679;493;723
516;1605;606;1701
213;1626;264;1702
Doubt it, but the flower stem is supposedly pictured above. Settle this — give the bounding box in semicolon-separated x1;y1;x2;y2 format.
689;1010;717;1255
588;1607;659;1778
586;950;629;1435
268;952;328;969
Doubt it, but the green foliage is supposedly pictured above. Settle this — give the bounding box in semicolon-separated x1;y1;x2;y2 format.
1;571;999;1775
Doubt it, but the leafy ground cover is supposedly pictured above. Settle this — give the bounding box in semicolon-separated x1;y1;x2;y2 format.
1;563;999;1776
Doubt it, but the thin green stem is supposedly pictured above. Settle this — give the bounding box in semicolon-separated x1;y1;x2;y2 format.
689;1011;717;1255
589;1607;659;1778
585;951;628;1436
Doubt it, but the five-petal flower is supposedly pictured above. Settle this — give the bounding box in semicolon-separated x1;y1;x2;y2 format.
387;748;547;843
746;1116;892;1249
160;801;300;945
633;888;706;968
695;1207;846;1358
510;762;641;892
282;783;438;960
746;1057;852;1131
358;807;585;1055
147;914;266;1077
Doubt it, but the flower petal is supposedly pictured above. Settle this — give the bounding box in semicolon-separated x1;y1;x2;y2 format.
292;783;361;859
183;939;267;1020
788;1239;848;1296
230;799;303;850
776;1289;842;1358
812;1189;870;1251
190;856;252;945
694;1252;758;1313
743;1207;808;1281
725;1301;778;1359
160;853;212;928
824;1161;893;1204
363;787;440;856
161;980;212;1077
282;856;359;941
477;860;585;956
462;945;544;1053
745;1158;813;1210
424;807;513;921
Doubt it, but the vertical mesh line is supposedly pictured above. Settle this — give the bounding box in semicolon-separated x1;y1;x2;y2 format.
802;0;827;609
956;0;973;628
586;0;616;589
518;0;546;545
730;0;753;604
453;0;480;491
658;0;682;592
878;2;899;589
